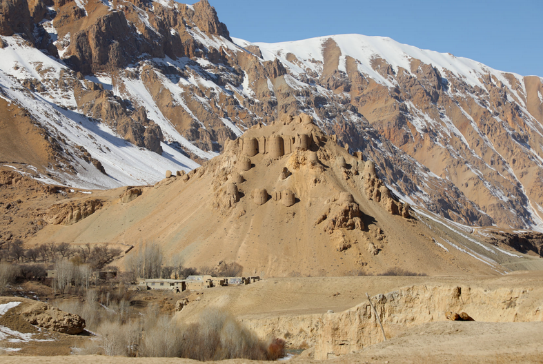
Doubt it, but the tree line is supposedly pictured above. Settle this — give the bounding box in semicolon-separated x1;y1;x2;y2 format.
0;240;121;270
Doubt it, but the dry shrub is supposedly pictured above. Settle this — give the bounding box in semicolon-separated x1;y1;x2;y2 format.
0;263;20;293
380;267;427;276
139;315;182;357
53;293;124;331
177;308;273;361
98;320;141;356
70;305;284;360
267;338;286;360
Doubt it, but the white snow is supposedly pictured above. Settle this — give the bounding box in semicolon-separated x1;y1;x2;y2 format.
0;326;33;342
116;74;214;161
493;246;521;258
441;238;501;270
74;0;88;14
0;37;63;81
432;238;449;252
267;78;274;92
238;33;528;106
0;302;21;316
241;71;255;97
85;74;113;91
0;66;199;189
221;118;243;137
538;91;543;103
0;301;54;343
153;0;173;8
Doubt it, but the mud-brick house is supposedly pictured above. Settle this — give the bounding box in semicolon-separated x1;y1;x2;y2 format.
185;275;213;290
138;279;186;293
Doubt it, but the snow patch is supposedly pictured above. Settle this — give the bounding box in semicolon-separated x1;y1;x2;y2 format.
74;0;88;15
432;238;449;252
0;302;21;316
221;118;243;137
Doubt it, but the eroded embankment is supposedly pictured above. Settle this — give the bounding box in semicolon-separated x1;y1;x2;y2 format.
240;284;543;360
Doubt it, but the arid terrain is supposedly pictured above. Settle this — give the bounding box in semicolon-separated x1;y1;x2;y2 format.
1;273;543;362
1;0;543;362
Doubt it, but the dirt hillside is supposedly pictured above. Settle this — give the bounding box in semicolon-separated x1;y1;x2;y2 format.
19;114;535;277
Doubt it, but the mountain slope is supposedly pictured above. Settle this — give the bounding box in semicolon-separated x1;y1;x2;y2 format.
235;35;543;230
25;114;534;277
0;0;543;231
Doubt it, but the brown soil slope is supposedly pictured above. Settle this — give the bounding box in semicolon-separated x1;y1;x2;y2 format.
25;114;533;277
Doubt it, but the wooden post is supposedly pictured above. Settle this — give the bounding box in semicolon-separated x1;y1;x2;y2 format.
366;293;386;341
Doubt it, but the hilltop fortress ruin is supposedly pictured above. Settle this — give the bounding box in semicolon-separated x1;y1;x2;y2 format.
24;113;520;277
209;113;410;228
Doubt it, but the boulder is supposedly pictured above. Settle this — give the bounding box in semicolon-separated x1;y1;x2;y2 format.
316;199;364;233
120;188;143;203
212;183;239;211
279;167;290;180
20;302;86;335
446;311;475;321
166;170;173;178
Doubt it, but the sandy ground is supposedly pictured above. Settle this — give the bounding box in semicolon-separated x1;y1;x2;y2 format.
2;273;543;362
2;321;543;364
177;271;543;320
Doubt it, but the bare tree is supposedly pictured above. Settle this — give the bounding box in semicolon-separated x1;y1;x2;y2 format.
55;260;76;292
126;243;163;279
37;244;49;262
47;243;58;262
79;264;93;290
25;248;39;263
10;240;25;262
57;242;72;259
77;246;89;263
88;245;121;270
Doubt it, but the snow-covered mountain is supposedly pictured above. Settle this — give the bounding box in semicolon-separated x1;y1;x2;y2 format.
1;0;543;231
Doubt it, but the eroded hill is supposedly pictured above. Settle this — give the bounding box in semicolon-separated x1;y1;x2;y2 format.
19;114;538;277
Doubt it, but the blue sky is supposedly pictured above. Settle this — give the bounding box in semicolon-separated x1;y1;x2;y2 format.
182;0;542;77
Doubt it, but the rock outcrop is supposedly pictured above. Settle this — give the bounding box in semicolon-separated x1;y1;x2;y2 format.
44;199;103;225
0;0;542;231
316;194;364;233
482;230;543;257
120;187;144;203
314;284;543;359
20;301;86;334
364;161;409;218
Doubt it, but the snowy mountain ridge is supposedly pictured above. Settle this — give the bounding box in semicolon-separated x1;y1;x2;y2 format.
1;0;543;231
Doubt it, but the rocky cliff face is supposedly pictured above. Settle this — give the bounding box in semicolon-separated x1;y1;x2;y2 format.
238;283;543;359
0;0;543;231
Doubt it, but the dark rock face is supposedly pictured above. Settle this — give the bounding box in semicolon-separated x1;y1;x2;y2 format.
65;11;138;74
0;0;34;40
63;0;230;75
484;231;543;257
191;0;230;40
